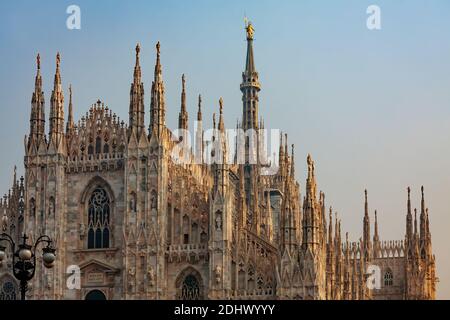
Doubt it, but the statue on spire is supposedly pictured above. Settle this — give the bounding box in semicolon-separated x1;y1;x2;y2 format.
245;19;255;40
56;52;61;68
156;41;161;56
136;43;140;56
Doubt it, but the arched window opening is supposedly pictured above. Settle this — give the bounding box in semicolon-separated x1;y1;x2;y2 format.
191;222;198;243
88;145;94;155
103;143;109;154
87;187;110;249
200;231;207;243
95;136;102;154
85;289;107;300
180;275;201;300
384;270;393;287
175;268;204;300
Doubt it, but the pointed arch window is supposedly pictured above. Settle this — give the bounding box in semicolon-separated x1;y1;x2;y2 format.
200;231;208;243
95;136;102;154
180;275;201;300
384;270;393;286
0;279;17;300
87;187;110;249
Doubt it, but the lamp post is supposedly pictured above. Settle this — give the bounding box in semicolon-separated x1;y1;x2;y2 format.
0;232;56;300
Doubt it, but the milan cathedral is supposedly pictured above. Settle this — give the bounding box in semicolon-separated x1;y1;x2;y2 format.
0;23;437;300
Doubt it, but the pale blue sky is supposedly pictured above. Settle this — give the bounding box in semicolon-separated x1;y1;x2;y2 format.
1;0;449;298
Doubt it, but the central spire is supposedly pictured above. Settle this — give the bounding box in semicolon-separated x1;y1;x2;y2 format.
245;21;256;73
240;19;261;131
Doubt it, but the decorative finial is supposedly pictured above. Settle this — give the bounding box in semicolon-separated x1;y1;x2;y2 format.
69;84;72;96
182;74;185;89
37;53;41;70
365;189;368;201
156;41;160;56
213;113;216;129
198;94;202;109
136;43;141;55
56;52;61;68
219;97;223;114
421;185;424;197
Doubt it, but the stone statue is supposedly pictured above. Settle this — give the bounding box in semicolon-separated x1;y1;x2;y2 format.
214;265;222;284
79;223;85;239
130;196;136;212
1;210;7;231
215;212;222;231
127;267;136;291
246;21;255;40
150;192;157;210
48;200;55;216
147;266;155;287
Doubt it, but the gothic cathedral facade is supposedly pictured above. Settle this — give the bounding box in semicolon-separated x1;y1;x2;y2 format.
0;24;437;300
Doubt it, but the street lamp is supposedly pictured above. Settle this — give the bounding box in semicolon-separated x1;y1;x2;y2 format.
0;232;56;300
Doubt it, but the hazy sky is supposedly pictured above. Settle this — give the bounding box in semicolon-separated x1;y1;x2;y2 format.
0;0;449;299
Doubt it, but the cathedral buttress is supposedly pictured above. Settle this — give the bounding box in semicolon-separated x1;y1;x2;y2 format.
209;98;233;299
